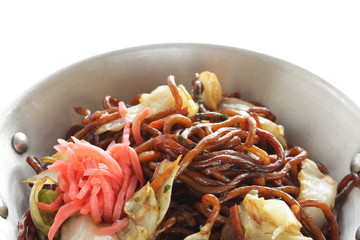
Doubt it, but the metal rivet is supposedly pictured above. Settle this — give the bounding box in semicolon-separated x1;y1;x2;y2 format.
12;132;29;154
0;197;8;219
351;153;360;173
356;226;360;240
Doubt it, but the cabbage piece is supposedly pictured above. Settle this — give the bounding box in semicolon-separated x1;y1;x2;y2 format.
218;97;255;112
22;169;59;185
183;223;212;240
140;84;198;116
258;117;287;149
29;177;58;236
96;103;146;135
218;97;287;148
38;189;60;225
238;191;312;240
60;215;120;240
152;160;179;225
96;84;198;135
119;183;159;239
297;159;337;227
117;160;180;239
42;152;68;163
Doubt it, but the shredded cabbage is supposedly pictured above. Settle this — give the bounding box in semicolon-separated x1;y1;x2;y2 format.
29;177;58;236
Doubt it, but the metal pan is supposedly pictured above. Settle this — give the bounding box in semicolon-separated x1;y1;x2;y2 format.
1;43;359;239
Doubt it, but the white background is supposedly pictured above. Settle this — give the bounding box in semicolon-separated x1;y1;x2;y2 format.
1;0;359;112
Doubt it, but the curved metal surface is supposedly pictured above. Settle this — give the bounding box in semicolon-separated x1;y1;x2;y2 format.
1;43;359;239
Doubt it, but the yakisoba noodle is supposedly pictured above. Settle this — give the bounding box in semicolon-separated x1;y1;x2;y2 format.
18;72;360;240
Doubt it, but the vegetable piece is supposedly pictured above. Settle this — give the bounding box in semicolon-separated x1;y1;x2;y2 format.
115;159;180;239
123;183;159;238
92;219;128;236
110;182;159;240
183;224;212;240
152;159;180;225
259;117;287;149
150;155;181;193
297;159;337;227
101;175;116;223
48;199;84;240
149;116;169;130
163;184;171;193
22;169;59;185
237;191;312;240
96;103;145;135
59;158;179;239
44;101;146;239
96;83;199;135
132;107;152;145
29;177;57;236
213;113;229;121
198;71;223;110
66;138;123;179
112;166;131;221
218;97;288;149
118;102;131;146
60;214;120;240
140;84;199;116
42;152;68;163
218;97;255;112
37;193;64;212
128;147;144;187
117;101;144;187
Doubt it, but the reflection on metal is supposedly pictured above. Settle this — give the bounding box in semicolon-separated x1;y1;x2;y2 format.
0;197;8;219
351;153;360;173
12;132;29;154
356;226;360;240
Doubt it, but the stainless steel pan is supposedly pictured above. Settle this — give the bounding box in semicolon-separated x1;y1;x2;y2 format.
1;43;359;239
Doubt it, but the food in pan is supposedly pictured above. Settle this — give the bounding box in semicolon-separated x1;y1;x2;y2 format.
18;71;360;240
